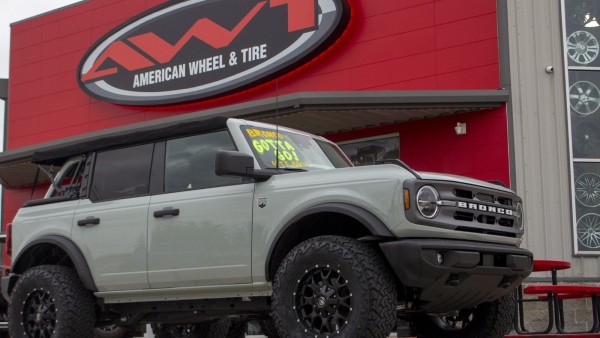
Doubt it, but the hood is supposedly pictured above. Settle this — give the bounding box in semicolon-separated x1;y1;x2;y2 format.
418;172;515;194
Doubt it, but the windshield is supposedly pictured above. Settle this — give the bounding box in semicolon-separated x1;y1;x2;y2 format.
241;126;351;171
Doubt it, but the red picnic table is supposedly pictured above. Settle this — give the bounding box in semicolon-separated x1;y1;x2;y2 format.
514;259;600;335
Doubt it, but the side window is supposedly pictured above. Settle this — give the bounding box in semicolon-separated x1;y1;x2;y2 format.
91;144;154;201
165;130;241;193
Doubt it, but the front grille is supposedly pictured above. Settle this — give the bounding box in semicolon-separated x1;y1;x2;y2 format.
497;197;513;206
476;192;495;203
454;189;473;199
498;218;514;227
454;211;474;222
476;214;496;225
405;179;522;238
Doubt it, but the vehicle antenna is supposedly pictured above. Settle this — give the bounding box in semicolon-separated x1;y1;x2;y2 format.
275;79;279;171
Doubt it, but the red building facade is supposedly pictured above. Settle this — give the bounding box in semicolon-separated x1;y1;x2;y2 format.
3;0;508;226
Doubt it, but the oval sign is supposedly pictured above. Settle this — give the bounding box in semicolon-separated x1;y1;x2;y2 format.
77;0;349;106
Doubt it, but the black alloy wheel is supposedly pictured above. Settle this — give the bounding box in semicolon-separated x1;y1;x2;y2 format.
22;289;57;338
294;266;352;335
272;235;397;338
8;265;96;338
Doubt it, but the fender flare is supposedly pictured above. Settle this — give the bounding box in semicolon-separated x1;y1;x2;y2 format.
264;202;395;281
12;235;98;292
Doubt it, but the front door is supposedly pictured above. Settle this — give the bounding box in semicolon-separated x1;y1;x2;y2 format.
147;131;254;288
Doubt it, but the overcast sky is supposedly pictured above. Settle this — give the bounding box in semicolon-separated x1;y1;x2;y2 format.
0;0;83;150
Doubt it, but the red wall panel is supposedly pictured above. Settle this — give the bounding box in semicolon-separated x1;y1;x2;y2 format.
325;107;510;185
7;0;502;151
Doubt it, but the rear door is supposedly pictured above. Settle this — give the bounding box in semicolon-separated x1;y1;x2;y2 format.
147;130;254;288
72;144;154;291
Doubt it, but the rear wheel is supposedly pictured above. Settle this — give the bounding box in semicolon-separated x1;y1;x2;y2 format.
271;235;397;338
411;290;517;338
8;265;96;338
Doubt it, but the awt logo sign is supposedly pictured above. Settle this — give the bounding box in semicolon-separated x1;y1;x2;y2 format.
77;0;349;106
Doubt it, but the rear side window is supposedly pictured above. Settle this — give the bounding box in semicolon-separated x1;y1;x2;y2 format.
91;144;154;201
164;130;241;193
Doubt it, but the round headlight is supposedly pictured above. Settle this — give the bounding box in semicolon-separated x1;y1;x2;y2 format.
515;202;524;230
417;185;441;218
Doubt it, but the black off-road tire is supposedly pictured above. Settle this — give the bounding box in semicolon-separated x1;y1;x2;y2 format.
271;235;397;338
8;265;96;338
227;317;248;338
411;289;517;338
258;318;280;338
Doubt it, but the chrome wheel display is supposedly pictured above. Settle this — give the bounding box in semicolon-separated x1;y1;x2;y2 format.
294;267;352;336
570;81;600;115
573;121;600;156
575;173;600;207
568;30;600;65
577;213;600;249
566;0;597;26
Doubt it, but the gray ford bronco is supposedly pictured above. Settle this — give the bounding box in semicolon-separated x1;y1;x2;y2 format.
1;117;532;338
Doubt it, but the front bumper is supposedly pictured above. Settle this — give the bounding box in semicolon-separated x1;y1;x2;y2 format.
380;239;533;313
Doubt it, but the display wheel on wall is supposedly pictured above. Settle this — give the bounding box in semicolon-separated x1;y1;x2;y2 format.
566;0;597;26
568;30;600;65
577;213;600;249
570;81;600;115
573;121;600;156
575;172;600;206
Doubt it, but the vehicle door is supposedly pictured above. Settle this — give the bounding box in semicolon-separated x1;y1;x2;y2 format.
72;143;154;291
147;130;254;288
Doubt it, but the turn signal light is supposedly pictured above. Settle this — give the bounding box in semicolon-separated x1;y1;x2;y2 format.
404;189;410;210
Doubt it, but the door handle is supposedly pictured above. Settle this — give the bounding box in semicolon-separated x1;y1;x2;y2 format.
77;217;100;226
153;208;180;218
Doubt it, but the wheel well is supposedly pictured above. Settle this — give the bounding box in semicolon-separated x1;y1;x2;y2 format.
267;212;373;281
13;243;75;274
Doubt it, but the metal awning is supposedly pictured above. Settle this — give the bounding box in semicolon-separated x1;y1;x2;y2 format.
0;90;508;189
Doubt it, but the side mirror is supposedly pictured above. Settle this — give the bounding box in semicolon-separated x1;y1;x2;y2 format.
215;150;273;182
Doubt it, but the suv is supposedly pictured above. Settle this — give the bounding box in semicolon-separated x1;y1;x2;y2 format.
1;117;532;338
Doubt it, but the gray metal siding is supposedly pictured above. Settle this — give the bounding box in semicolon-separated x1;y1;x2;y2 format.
507;0;599;278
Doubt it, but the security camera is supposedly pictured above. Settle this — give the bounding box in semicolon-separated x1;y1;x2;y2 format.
545;66;554;74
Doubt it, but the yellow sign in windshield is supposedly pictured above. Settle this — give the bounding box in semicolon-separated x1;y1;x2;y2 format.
245;128;308;168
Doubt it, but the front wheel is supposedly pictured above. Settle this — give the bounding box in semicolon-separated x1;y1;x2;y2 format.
8;265;96;338
411;289;517;338
271;235;397;338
